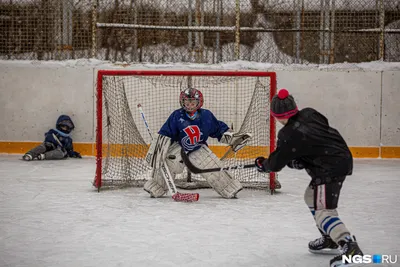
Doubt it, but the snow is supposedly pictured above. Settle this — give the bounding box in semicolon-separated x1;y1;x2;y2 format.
0;155;399;267
2;59;400;72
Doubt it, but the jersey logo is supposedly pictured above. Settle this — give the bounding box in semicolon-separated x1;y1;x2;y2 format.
183;126;201;144
182;126;203;151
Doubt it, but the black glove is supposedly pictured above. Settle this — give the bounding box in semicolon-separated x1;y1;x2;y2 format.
287;159;305;170
255;157;266;172
69;151;82;158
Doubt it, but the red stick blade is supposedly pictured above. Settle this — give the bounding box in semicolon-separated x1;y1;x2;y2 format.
172;192;199;202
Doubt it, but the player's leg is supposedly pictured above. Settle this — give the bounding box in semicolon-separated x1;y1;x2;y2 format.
305;183;339;254
188;145;242;198
313;178;363;267
143;134;172;197
314;180;350;244
144;142;184;197
23;142;55;160
41;146;67;160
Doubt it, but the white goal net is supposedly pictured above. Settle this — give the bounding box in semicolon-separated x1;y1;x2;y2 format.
94;70;278;192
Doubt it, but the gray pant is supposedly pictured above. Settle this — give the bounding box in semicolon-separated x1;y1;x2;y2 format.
26;142;67;160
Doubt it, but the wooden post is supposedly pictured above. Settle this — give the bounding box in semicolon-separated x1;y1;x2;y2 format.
235;0;240;60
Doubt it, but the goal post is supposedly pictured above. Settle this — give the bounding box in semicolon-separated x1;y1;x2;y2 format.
94;70;277;193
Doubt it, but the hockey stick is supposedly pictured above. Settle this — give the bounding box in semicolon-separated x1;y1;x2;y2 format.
137;104;153;140
181;149;255;174
220;146;234;161
52;133;63;147
137;104;199;202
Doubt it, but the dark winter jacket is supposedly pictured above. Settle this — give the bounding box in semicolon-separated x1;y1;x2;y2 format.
262;108;353;182
44;115;80;158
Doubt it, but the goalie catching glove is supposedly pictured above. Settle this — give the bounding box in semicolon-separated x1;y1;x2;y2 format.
221;131;252;152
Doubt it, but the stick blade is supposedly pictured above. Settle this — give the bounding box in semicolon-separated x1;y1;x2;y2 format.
172;192;199;202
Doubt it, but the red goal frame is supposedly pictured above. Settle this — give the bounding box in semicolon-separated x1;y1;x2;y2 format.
95;70;277;193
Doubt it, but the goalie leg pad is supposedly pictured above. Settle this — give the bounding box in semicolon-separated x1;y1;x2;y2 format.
165;142;185;175
189;145;243;198
144;142;183;198
143;169;168;198
145;134;171;169
206;171;243;199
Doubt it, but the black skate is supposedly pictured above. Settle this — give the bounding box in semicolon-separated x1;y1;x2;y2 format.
330;236;364;267
309;234;339;255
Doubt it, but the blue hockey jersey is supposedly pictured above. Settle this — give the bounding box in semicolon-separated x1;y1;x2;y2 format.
159;108;229;152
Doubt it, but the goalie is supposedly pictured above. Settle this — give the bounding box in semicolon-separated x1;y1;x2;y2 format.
143;88;251;199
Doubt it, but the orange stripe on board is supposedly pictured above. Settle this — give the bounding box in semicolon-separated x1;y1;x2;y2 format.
74;143;95;156
211;146;270;158
349;147;380;158
0;142;399;158
0;141;43;154
381;147;400;158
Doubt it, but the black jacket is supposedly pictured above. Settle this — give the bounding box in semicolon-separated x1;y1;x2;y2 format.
262;108;353;181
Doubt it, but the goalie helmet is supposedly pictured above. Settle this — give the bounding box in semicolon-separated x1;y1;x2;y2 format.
179;88;204;115
56;115;75;134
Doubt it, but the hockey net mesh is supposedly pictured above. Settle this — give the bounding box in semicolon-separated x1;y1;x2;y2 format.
95;71;276;190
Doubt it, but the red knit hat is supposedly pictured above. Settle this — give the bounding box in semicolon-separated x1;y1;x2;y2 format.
270;89;298;119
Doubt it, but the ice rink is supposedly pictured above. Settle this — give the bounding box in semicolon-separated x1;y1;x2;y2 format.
0;155;399;267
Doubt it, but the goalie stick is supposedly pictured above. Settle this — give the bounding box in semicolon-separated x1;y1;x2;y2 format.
137;104;199;202
137;104;153;140
180;149;256;174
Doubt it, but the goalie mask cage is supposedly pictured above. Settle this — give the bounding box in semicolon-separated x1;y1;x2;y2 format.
94;70;277;192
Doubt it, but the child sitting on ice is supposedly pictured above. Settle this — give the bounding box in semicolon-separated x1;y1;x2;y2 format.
23;115;82;160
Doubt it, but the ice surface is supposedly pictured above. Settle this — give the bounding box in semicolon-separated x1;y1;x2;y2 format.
0;155;399;267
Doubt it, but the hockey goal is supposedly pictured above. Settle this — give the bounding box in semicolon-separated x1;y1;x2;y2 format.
94;70;277;193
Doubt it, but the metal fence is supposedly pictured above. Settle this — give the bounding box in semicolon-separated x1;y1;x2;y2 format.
1;0;399;64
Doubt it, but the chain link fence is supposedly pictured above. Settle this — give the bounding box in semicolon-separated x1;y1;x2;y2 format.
1;0;399;64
